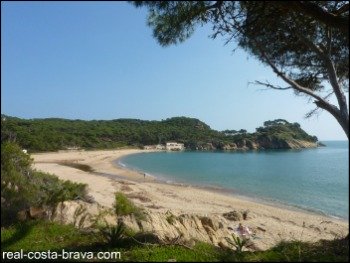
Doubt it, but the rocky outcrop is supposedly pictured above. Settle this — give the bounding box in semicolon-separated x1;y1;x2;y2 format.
120;212;235;248
257;137;317;149
222;143;237;150
245;140;259;150
284;139;318;149
235;140;250;150
196;143;216;151
220;138;318;151
51;200;109;228
48;201;257;250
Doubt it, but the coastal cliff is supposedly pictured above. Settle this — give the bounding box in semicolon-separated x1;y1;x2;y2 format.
219;138;318;151
193;119;319;151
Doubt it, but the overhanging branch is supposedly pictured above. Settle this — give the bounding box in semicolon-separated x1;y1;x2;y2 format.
252;80;291;90
252;41;331;105
295;31;349;117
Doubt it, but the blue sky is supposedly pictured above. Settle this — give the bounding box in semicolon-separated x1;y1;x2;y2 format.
1;1;348;140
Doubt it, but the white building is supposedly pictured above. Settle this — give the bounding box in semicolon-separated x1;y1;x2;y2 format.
166;142;185;151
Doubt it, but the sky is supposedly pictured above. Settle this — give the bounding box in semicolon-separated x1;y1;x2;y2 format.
1;1;348;140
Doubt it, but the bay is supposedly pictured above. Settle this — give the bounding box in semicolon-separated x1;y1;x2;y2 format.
119;141;349;219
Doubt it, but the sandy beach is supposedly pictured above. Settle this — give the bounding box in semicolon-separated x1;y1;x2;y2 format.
32;149;349;250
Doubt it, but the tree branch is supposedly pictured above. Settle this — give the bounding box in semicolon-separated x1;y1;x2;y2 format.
314;100;349;139
252;80;291;90
295;31;349;118
326;27;332;55
205;1;223;11
250;39;349;138
253;42;330;104
305;107;320;119
335;3;349;15
305;92;334;118
274;1;349;34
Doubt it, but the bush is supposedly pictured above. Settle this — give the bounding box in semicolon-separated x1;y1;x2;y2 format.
114;192;146;221
1;141;88;226
1;142;35;224
31;171;88;206
225;234;252;253
99;221;126;247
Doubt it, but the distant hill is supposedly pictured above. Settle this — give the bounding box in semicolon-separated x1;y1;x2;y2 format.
1;115;319;152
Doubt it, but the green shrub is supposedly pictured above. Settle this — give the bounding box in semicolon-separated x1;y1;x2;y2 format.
1;142;35;224
99;221;126;247
226;234;252;253
114;192;146;221
1;141;88;226
31;171;88;206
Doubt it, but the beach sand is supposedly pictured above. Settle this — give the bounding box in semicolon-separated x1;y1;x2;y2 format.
32;149;349;250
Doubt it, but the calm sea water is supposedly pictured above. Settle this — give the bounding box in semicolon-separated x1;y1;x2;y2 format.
119;141;349;219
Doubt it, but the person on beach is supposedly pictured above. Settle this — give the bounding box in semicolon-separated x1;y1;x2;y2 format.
238;223;252;237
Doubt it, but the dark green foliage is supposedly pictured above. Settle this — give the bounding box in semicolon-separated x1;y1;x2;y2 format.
1;115;318;152
255;120;318;142
1;142;35;224
32;172;88;206
99;221;126;247
1;115;221;152
1;140;88;226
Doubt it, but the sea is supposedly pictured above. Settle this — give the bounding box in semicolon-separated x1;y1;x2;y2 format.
118;141;349;219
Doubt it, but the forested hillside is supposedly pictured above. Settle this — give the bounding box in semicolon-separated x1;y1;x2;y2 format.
1;115;319;152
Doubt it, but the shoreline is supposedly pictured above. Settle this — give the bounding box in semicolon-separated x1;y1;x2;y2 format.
116;151;348;222
32;148;349;250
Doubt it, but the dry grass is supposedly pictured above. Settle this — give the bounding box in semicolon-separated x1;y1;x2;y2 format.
118;180;135;186
121;185;133;192
126;193;151;203
146;204;164;210
59;161;94;172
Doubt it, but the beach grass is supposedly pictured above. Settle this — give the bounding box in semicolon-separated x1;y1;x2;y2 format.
2;220;348;262
1;220;103;252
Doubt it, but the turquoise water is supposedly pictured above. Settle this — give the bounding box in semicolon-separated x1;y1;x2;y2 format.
119;141;349;219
